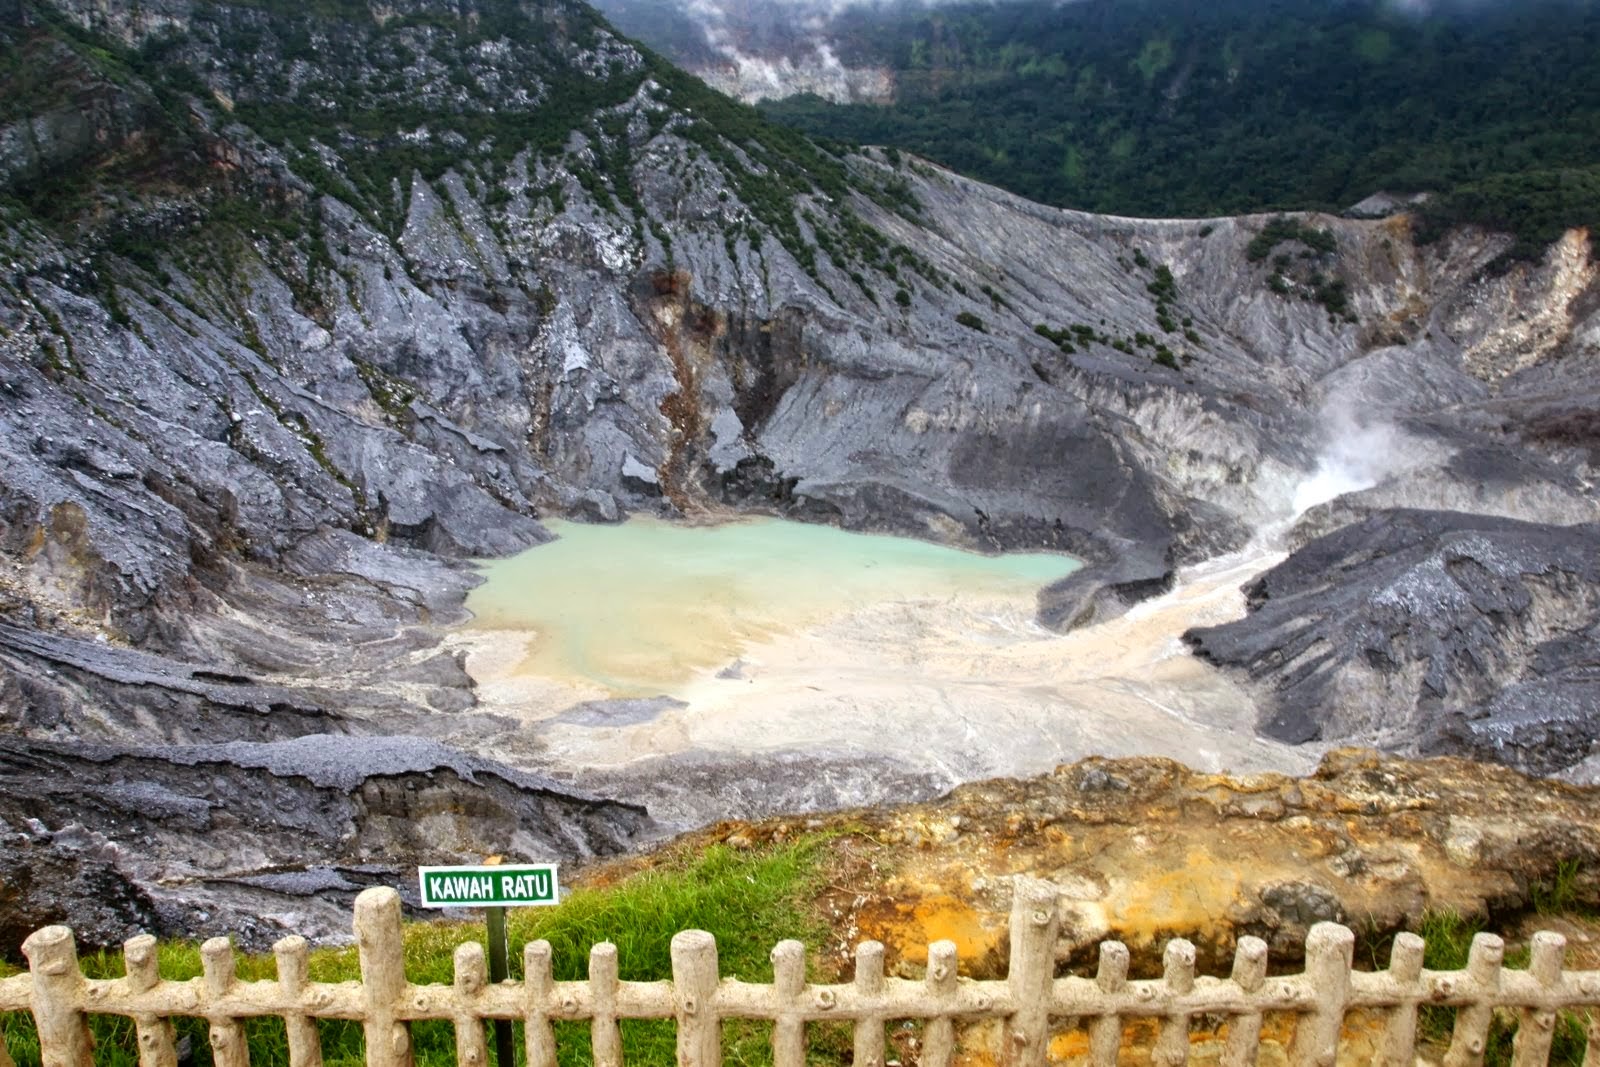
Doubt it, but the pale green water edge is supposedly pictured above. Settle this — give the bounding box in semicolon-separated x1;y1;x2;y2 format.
464;516;1082;695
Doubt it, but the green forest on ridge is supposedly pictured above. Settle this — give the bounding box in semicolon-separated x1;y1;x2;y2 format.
760;0;1600;257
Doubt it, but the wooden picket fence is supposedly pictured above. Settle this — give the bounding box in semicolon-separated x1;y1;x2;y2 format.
2;879;1599;1067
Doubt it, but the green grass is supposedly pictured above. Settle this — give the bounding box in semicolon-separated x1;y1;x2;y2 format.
0;841;833;1067
1356;907;1594;1067
1532;859;1591;918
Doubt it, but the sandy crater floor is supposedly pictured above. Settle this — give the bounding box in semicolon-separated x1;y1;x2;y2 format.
449;520;1321;793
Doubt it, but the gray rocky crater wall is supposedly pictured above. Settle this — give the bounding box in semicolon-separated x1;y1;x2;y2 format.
0;0;1597;945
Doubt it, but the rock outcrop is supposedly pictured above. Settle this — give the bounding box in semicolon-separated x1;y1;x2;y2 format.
591;0;896;104
0;736;653;949
7;0;1595;671
1184;511;1600;776
633;749;1600;974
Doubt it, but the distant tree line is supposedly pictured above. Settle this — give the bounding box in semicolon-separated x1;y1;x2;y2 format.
760;0;1600;257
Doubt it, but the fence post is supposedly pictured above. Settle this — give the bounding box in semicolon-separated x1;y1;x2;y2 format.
922;940;959;1067
22;925;93;1067
1007;878;1059;1067
1289;922;1353;1067
1512;932;1565;1067
1444;933;1504;1067
1155;940;1196;1067
274;936;323;1067
1087;942;1128;1067
453;942;490;1067
125;934;179;1067
201;938;249;1067
1221;937;1268;1067
851;941;886;1067
672;930;720;1067
1378;932;1424;1067
355;887;414;1067
523;941;557;1067
771;940;807;1067
590;943;623;1067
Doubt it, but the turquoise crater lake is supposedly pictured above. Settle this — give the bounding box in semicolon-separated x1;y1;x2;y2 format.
464;516;1082;696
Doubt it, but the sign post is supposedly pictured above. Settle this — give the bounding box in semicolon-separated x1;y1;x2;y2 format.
485;905;512;1067
418;862;560;1066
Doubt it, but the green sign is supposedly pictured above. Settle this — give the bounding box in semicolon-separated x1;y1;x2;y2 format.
417;864;560;908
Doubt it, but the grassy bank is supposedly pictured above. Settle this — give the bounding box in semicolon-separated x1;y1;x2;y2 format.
1357;861;1597;1067
0;840;835;1067
1;832;1593;1067
1413;911;1593;1067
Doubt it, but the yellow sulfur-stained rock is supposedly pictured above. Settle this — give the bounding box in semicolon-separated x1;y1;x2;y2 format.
606;749;1600;978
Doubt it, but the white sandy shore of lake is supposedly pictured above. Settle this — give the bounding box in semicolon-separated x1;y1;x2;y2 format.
447;541;1320;786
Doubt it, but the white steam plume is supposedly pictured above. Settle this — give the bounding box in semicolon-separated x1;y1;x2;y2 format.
1288;403;1419;519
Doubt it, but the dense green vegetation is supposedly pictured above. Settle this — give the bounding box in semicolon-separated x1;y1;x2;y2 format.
1;0;941;307
1246;218;1337;263
761;0;1600;257
0;841;835;1067
0;5;216;223
1414;165;1600;259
